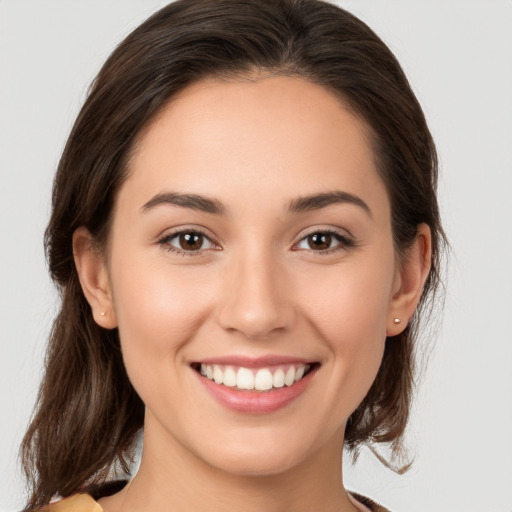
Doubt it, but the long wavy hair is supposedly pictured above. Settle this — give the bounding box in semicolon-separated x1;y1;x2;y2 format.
21;0;446;509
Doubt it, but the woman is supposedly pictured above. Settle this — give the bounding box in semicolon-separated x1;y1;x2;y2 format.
20;0;445;511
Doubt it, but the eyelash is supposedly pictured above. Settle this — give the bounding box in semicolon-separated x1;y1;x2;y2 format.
157;229;218;257
157;228;354;257
293;229;354;255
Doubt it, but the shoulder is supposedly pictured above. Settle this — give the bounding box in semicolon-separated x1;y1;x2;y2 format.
43;480;127;512
43;485;387;512
44;494;102;512
349;491;391;512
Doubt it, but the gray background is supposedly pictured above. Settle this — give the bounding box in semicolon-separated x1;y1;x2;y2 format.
1;1;511;510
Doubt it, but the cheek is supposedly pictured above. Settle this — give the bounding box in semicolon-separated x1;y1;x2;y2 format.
299;256;394;345
110;254;216;376
295;253;395;405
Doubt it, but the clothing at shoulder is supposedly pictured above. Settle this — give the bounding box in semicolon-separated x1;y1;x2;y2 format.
44;486;390;512
44;481;124;512
45;494;102;512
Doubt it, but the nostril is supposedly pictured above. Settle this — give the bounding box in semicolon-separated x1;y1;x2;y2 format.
216;272;296;339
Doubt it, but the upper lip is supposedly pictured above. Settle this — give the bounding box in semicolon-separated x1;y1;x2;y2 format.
191;355;317;368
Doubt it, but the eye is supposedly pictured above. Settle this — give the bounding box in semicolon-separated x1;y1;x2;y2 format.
294;230;353;253
159;230;216;255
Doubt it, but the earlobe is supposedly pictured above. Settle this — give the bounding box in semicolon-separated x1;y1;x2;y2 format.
72;227;117;329
387;223;432;336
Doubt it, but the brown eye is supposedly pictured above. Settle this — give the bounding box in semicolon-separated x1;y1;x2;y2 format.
160;230;216;254
294;230;353;254
179;232;203;250
307;233;332;250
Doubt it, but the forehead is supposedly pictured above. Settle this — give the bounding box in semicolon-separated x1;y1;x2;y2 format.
120;75;388;218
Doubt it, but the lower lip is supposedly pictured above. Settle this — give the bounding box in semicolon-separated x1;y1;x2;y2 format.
195;368;317;414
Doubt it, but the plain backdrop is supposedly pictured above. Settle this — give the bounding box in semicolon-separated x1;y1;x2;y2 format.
1;1;511;511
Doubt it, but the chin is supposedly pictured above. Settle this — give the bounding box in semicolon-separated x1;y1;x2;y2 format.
188;424;327;478
204;448;305;477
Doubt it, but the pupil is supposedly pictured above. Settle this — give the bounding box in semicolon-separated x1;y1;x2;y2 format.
180;232;202;250
308;233;331;250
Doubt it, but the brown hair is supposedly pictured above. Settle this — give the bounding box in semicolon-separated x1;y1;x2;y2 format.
21;0;446;508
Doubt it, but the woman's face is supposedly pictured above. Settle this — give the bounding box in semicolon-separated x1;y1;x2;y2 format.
101;76;405;475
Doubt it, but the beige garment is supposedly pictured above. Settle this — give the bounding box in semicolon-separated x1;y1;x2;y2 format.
46;494;102;512
46;490;389;512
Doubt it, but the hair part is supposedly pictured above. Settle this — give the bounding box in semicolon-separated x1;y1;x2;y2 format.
21;0;446;508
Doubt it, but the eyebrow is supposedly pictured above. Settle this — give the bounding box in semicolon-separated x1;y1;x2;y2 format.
142;192;226;215
141;190;371;217
288;191;372;217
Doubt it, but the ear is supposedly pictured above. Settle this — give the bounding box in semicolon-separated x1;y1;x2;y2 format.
386;223;432;336
72;226;117;329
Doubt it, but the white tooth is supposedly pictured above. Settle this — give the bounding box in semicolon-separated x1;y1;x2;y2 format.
206;365;213;380
294;365;305;382
237;367;255;390
284;366;296;386
200;364;206;376
223;366;237;387
213;365;223;384
254;368;273;391
273;368;285;388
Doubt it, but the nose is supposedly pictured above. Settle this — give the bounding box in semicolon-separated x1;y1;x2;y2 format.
217;249;296;340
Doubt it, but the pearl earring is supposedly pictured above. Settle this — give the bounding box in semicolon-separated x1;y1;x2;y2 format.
100;311;106;316
393;318;401;324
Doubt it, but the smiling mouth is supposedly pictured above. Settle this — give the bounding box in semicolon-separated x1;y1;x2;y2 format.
191;362;319;392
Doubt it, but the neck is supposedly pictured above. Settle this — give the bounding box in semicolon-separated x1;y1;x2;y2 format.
100;421;359;512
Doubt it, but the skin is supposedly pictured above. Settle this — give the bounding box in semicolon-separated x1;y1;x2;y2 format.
74;75;431;512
